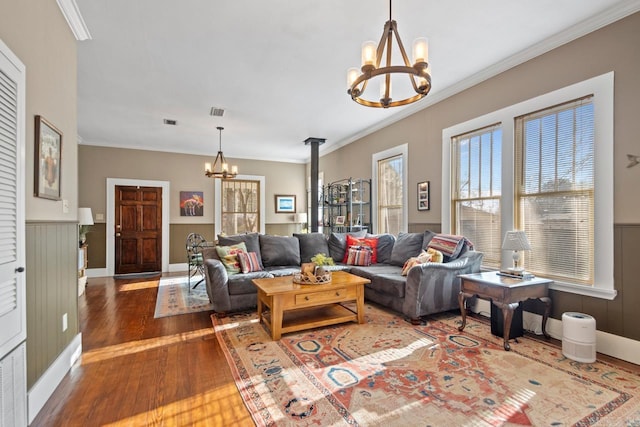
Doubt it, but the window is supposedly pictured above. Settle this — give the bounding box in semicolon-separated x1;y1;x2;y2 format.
443;72;614;299
215;175;266;237
372;144;408;235
451;125;502;268
516;98;594;284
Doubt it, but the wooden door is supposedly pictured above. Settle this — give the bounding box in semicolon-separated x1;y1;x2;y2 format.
115;186;162;275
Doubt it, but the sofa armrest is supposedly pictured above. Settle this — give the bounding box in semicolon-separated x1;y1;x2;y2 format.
402;251;484;319
204;258;231;312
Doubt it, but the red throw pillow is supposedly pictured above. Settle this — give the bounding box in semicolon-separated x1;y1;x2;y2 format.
342;234;379;264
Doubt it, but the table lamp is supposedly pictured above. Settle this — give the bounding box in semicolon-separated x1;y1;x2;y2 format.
78;207;94;245
296;212;308;233
502;230;531;272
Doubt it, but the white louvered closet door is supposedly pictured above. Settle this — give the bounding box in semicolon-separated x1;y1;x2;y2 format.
0;39;27;427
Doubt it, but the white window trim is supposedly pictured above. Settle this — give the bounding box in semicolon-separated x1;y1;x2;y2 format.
214;174;266;237
443;72;615;300
372;144;408;234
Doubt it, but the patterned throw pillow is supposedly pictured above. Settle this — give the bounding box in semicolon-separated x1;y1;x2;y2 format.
427;234;467;260
237;251;262;273
346;246;372;266
342;234;379;263
215;242;248;275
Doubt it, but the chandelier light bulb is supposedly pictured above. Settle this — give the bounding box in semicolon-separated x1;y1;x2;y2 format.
412;37;429;65
347;67;359;87
361;41;377;69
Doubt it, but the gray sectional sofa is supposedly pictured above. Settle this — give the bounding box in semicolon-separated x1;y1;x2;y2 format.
202;231;483;323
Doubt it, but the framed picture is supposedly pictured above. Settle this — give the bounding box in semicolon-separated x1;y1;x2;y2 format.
417;181;430;211
335;215;345;225
275;194;296;213
180;191;204;216
34;115;63;200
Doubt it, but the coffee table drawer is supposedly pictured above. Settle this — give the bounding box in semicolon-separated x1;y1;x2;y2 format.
295;287;353;306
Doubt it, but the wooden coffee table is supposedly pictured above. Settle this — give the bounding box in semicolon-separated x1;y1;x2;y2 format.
252;270;370;340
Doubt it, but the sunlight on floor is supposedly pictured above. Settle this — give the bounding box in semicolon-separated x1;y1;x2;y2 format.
118;280;159;292
101;385;254;426
81;328;213;365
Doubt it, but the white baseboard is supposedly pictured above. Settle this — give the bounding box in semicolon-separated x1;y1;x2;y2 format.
86;268;107;278
169;263;188;273
471;300;640;365
28;333;82;424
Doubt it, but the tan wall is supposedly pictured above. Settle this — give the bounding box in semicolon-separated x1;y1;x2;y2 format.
321;13;640;340
320;12;640;225
79;146;307;266
1;0;79;390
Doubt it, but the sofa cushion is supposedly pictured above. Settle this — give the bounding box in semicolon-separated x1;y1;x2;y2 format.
350;264;406;298
215;242;248;275
265;266;302;277
227;271;272;295
218;233;263;268
342;234;379;263
259;235;301;267
294;232;330;263
368;233;395;264
328;230;367;262
389;232;424;266
427;234;471;262
238;251;262;273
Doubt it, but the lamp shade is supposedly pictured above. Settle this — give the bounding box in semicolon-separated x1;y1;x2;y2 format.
78;207;94;226
502;231;531;251
296;212;308;224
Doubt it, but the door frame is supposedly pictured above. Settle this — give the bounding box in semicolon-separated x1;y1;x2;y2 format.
106;178;170;276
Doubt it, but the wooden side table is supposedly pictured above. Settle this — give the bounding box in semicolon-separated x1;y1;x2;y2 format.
458;272;553;351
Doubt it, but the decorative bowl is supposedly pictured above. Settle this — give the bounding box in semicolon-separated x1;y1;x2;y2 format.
292;272;332;285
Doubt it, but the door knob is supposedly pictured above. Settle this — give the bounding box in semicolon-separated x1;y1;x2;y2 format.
15;267;25;273
115;233;121;237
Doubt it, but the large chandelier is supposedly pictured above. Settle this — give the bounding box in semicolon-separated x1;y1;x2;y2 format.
204;126;238;179
347;0;431;108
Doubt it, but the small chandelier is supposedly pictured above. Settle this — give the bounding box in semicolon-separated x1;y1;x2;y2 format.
204;126;238;179
347;0;431;108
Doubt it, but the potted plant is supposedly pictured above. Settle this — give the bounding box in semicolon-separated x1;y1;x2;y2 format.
311;253;334;276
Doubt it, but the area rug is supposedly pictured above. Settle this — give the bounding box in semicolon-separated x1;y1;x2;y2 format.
153;275;213;318
212;304;640;426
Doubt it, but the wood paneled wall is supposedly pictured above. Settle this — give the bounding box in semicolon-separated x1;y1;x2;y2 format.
25;222;79;389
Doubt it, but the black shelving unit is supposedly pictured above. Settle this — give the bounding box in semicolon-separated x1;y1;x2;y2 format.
322;178;371;236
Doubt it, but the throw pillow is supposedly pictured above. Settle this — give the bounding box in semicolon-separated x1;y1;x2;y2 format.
259;235;301;267
294;232;330;263
401;250;433;276
327;230;367;262
427;247;444;263
218;233;263;269
215;242;248;275
342;234;379;263
389;232;424;266
237;251;262;273
427;234;467;261
346;245;372;266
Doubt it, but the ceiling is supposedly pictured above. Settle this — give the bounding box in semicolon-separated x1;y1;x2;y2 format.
75;0;637;164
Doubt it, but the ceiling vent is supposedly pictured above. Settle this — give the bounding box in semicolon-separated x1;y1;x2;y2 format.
210;107;225;117
163;119;177;125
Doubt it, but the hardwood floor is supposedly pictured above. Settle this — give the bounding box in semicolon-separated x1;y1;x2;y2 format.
32;273;640;426
32;274;253;426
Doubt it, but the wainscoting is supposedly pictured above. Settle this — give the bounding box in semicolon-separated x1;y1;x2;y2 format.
25;221;79;388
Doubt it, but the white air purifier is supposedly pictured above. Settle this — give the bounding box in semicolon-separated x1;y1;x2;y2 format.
562;312;596;363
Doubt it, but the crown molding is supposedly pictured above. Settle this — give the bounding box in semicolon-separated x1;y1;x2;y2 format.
56;0;92;41
321;0;640;159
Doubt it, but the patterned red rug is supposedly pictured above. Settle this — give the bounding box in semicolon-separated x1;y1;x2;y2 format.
211;304;640;426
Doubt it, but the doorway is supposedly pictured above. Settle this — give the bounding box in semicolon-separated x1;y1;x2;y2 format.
106;178;170;276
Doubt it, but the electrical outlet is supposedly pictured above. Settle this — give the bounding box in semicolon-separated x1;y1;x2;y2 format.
62;199;69;213
62;313;68;332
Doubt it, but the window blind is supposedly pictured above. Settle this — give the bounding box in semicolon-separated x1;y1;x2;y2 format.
451;124;502;268
377;154;403;235
515;96;594;284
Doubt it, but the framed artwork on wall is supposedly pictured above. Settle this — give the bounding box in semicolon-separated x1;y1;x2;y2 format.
417;181;430;211
180;191;204;216
275;195;296;213
34;115;63;200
